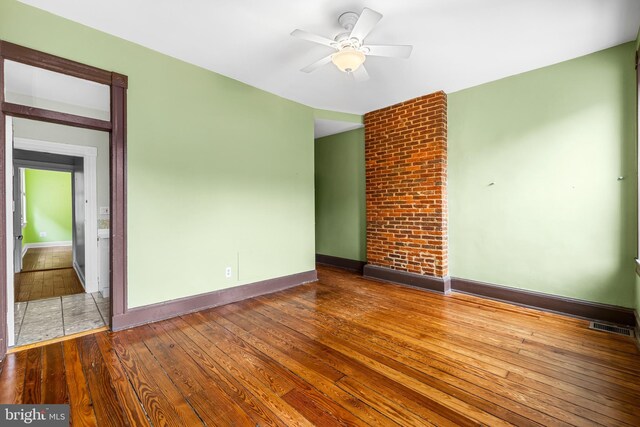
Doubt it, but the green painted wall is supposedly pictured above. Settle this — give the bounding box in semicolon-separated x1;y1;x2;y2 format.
449;43;637;307
0;0;316;308
315;128;366;261
23;169;72;244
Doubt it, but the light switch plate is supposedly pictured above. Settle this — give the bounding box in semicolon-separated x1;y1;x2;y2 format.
99;207;110;215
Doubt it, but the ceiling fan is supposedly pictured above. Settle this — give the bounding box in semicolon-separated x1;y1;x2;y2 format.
291;8;413;81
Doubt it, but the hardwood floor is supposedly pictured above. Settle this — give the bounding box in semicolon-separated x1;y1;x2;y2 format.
15;268;84;302
22;246;73;272
15;247;83;302
1;265;639;426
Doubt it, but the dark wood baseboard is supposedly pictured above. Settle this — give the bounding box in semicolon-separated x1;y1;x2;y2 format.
363;264;451;294
635;310;640;349
451;277;636;326
112;270;317;331
316;254;366;273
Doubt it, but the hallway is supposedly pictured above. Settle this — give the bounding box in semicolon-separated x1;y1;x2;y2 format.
12;247;109;347
21;245;72;272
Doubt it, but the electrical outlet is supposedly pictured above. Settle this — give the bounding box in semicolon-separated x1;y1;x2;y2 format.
39;231;47;237
225;267;232;278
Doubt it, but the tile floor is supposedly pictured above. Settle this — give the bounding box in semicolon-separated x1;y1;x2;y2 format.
14;292;110;346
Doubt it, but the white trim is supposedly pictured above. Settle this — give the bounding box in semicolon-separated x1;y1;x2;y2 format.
22;241;72;252
98;229;110;298
13;137;99;293
14;138;97;157
73;260;86;289
5;117;15;347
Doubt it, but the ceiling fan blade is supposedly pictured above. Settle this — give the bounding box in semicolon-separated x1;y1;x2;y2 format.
350;8;383;41
362;44;413;58
301;54;333;73
351;65;370;82
291;29;337;48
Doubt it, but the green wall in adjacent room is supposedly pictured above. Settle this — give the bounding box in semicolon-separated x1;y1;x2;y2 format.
22;169;72;244
0;0;316;308
315;128;366;261
448;42;637;307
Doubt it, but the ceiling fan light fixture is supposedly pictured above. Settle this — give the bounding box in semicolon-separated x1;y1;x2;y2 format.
331;47;365;73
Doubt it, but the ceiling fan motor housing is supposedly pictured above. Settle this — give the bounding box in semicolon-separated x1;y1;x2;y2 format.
335;12;365;49
338;11;359;32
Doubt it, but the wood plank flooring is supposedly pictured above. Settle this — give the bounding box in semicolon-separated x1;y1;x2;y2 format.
22;246;72;272
1;265;639;426
15;268;84;302
15;247;83;302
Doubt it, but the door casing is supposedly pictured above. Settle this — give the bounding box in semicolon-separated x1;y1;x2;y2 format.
0;40;128;360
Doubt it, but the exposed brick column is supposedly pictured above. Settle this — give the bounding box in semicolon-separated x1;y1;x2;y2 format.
364;91;448;288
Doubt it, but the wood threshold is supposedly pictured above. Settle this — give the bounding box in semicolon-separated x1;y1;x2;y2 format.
7;326;108;354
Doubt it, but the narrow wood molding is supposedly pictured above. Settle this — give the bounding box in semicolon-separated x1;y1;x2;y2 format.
451;277;636;326
363;264;451;294
112;270;318;331
0;40;112;85
635;310;640;350
1;102;112;131
111;72;128;89
0;56;6;360
109;84;127;323
316;254;366;273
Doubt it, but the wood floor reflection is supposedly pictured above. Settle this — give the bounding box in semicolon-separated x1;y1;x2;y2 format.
1;265;638;426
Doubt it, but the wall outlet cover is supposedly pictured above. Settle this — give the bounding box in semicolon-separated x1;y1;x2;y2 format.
225;267;232;278
39;231;47;237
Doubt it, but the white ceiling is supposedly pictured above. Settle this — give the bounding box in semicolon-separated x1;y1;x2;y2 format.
18;0;640;115
315;119;363;138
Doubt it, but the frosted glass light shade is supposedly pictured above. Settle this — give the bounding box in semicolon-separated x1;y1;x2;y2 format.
331;48;366;73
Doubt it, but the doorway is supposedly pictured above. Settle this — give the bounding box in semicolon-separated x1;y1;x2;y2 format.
10;132;111;347
0;40;128;359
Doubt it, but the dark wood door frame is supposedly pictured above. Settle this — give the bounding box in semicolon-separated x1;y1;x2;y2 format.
0;40;128;360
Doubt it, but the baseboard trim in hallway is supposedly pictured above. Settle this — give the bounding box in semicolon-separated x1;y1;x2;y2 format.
316;254;366;273
112;269;318;331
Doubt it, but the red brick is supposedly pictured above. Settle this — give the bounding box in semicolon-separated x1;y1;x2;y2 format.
365;91;448;277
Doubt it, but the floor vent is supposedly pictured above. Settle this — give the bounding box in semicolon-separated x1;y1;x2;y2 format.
589;322;635;337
